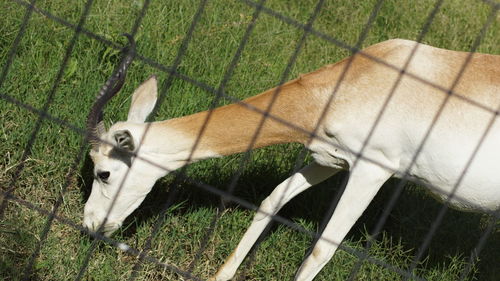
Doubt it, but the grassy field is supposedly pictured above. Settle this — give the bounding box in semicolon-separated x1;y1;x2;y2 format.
1;0;500;280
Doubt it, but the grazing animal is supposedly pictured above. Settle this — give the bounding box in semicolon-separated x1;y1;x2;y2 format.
83;39;500;281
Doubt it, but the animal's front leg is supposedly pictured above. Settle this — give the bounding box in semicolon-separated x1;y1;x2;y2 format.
294;162;392;281
211;162;339;281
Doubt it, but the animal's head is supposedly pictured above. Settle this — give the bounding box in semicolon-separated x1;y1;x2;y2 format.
83;75;167;236
83;37;167;236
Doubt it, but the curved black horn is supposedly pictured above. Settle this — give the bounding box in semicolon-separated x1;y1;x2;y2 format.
86;34;136;149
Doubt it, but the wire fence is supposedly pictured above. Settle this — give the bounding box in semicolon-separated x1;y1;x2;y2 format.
1;0;499;280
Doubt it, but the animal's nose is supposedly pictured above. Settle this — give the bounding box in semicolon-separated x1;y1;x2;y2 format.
83;211;100;233
83;219;94;233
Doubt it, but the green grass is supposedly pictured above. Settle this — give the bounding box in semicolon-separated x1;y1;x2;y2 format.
1;0;499;280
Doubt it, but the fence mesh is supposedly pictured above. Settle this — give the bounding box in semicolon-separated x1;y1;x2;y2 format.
1;0;499;280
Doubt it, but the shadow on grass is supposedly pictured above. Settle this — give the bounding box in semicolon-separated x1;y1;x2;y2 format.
0;210;41;280
78;150;499;280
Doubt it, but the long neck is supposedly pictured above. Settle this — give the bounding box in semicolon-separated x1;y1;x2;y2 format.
149;79;325;161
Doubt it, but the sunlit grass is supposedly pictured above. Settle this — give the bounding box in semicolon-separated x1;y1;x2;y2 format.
1;0;499;280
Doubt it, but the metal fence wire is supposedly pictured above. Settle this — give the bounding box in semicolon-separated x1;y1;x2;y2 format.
1;0;500;280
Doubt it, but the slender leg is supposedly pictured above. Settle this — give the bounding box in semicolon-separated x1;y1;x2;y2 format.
212;162;339;281
294;162;392;281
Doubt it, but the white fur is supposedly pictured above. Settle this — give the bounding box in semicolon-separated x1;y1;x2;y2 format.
83;40;500;281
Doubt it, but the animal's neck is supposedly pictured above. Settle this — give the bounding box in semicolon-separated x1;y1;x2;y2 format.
148;79;323;162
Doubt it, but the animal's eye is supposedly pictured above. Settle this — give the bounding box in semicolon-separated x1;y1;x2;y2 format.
97;171;110;182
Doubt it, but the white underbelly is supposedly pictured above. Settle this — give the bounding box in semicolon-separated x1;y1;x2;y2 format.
402;134;500;213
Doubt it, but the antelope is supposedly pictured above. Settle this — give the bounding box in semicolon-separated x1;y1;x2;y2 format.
83;38;500;281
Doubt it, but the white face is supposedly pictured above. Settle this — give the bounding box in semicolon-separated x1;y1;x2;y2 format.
83;75;160;236
83;141;160;236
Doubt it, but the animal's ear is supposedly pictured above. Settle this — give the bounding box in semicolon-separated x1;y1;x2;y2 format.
114;130;135;151
127;75;158;123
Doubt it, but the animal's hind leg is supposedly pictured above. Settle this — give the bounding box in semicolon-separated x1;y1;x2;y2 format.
294;162;392;281
212;162;339;281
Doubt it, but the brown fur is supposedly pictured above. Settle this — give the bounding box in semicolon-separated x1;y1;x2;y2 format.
162;79;321;156
151;39;500;157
